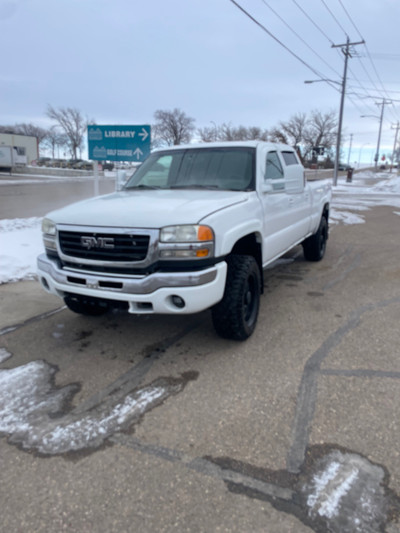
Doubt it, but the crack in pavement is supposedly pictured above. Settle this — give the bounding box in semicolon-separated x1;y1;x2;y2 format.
73;318;202;415
111;436;400;533
286;296;400;475
0;306;65;336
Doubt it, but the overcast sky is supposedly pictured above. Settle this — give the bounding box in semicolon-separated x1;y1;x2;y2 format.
1;0;400;161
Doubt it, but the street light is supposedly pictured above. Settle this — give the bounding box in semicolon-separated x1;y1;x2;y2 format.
304;37;364;186
304;79;341;85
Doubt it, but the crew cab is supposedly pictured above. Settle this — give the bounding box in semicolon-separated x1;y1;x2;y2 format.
37;141;331;340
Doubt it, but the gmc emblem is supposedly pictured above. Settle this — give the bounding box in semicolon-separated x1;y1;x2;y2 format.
81;236;115;249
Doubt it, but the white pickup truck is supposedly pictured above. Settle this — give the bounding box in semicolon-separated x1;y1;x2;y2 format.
37;141;331;340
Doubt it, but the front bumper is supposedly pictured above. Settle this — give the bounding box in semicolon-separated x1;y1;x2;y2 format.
37;254;227;314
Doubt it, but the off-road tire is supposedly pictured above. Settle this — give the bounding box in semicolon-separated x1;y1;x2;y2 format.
302;216;328;262
211;255;261;341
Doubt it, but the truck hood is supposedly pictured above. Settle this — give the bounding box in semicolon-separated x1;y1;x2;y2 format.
47;189;249;228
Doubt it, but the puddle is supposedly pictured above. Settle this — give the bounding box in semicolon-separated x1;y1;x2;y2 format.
208;444;400;533
0;360;197;455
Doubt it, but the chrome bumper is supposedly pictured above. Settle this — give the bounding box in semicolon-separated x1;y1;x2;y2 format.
37;254;219;295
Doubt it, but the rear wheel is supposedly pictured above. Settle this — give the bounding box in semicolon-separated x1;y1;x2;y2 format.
64;295;109;316
303;216;328;262
212;255;261;341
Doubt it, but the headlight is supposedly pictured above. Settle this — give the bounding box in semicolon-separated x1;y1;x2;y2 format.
42;218;56;235
159;225;214;259
160;225;213;243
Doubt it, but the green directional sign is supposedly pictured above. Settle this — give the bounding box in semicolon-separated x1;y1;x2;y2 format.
88;125;151;162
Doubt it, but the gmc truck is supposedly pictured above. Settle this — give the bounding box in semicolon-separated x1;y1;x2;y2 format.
37;141;331;340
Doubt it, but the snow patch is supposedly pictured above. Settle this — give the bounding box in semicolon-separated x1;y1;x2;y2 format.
0;360;185;454
0;217;42;283
0;347;12;363
303;450;387;533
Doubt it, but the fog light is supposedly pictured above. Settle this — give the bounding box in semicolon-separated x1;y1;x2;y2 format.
171;295;185;309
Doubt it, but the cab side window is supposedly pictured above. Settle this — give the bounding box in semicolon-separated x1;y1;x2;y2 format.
265;151;285;191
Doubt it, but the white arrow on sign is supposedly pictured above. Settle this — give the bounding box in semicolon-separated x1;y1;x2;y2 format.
138;128;149;142
134;148;143;160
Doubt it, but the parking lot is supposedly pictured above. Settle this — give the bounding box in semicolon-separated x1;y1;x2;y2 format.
0;173;400;532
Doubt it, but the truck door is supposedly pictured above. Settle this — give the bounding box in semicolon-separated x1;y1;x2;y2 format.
260;150;293;264
281;150;312;242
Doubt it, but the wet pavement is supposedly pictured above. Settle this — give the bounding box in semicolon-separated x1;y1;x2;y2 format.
0;173;115;218
1;180;400;531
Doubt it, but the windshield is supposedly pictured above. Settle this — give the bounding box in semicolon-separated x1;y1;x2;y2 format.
124;147;255;191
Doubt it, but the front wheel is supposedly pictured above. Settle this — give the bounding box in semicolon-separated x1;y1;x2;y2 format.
211;255;261;341
302;216;328;262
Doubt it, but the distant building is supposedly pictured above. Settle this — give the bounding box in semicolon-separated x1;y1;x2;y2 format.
0;133;38;164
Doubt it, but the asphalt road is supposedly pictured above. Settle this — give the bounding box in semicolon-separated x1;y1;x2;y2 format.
0;173;115;218
0;178;400;532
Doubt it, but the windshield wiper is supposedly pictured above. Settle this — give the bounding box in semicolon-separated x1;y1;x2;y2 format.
126;184;161;190
170;184;220;190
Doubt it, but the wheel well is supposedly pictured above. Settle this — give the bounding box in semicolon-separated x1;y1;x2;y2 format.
229;233;264;292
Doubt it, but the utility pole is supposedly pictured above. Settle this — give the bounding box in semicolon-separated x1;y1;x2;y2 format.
332;37;364;186
374;100;391;170
347;133;353;167
390;121;400;173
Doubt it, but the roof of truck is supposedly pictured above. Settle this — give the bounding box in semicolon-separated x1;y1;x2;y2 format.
152;140;296;152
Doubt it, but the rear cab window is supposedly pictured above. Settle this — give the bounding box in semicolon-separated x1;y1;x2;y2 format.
280;150;305;192
265;151;285;191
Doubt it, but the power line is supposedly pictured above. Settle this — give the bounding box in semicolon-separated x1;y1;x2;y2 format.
260;0;342;79
291;0;335;45
320;0;348;37
228;0;340;91
334;0;400;120
368;53;400;61
336;0;364;40
290;0;385;116
229;0;400;124
348;85;400;95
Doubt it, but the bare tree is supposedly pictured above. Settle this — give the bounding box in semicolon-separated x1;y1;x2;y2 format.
42;126;68;158
46;105;87;158
153;108;195;146
279;113;308;147
198;123;269;143
303;110;337;161
247;126;269;141
197;125;218;142
269;127;288;144
0;125;16;134
14;123;48;146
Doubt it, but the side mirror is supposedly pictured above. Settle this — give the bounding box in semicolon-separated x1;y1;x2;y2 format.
262;180;273;193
